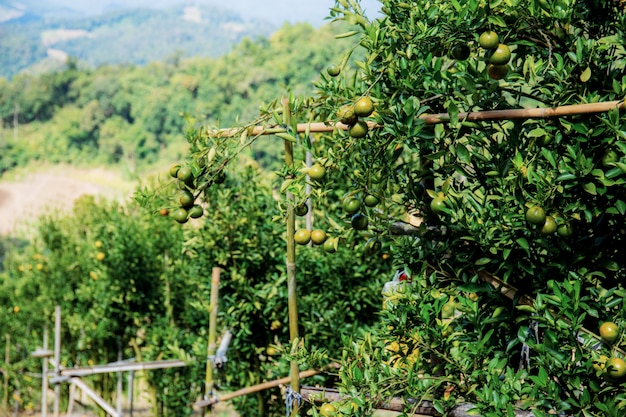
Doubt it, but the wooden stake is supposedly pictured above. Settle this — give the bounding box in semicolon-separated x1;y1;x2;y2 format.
205;267;221;399
194;369;321;408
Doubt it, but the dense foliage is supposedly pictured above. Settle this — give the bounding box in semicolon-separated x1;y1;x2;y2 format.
173;0;626;415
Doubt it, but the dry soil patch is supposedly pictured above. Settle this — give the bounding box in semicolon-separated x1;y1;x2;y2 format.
0;168;134;236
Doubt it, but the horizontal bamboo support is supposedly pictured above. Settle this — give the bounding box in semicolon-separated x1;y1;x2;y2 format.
194;368;321;408
57;359;186;377
213;100;624;137
301;386;535;417
421;100;624;124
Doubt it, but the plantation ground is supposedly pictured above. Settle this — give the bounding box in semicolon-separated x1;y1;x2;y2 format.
0;166;136;236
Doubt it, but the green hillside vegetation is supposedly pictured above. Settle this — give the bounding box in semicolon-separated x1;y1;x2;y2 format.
0;22;357;176
0;4;276;79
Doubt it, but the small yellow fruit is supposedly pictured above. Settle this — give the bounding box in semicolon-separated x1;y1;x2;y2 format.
294;229;311;245
600;321;620;344
308;164;326;181
354;96;374;117
310;229;327;245
479;30;499;49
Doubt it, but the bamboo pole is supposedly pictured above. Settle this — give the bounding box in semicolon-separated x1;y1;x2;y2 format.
53;306;61;417
128;371;134;417
116;342;123;416
194;369;321;408
282;97;301;417
205;267;221;400
42;327;49;417
420;100;624;124
4;333;9;412
57;359;186;377
70;377;121;417
211;100;624;138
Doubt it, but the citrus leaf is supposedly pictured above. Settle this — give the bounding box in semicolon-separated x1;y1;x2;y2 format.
516;237;529;250
456;143;471;164
580;66;591;82
583;182;597;195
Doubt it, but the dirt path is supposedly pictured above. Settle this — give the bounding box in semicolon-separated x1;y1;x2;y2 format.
0;168;135;236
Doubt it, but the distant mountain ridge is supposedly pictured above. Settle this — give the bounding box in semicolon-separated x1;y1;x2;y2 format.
0;1;277;78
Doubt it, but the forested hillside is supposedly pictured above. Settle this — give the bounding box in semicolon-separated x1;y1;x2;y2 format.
0;22;356;176
0;3;276;79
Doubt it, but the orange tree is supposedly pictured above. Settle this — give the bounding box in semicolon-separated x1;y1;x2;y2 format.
0;194;194;414
165;0;626;415
144;153;395;416
0;164;393;416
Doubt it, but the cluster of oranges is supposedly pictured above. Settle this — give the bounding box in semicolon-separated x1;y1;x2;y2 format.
593;321;626;381
449;30;512;80
525;204;574;237
165;163;214;224
336;96;375;139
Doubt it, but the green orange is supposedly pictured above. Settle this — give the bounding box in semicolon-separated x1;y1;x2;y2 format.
308;164;326;180
525;206;546;225
489;44;511;65
479;31;499;49
540;215;557;235
354;96;374;117
430;197;446;214
349;121;369;138
294;229;311;245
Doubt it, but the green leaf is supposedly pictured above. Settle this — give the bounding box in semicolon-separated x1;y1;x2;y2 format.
541;147;557;168
580;66;591;82
465;407;481;416
516;237;529;250
456;143;471;164
474;257;492;266
583;182;597;195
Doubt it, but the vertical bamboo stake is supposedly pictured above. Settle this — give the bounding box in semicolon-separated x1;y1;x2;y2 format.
42;326;49;417
305;150;312;233
4;333;9;412
205;267;221;401
53;306;61;417
127;371;134;417
116;341;123;416
282;97;300;416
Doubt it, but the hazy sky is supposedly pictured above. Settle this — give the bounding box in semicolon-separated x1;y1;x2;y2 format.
48;0;382;26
